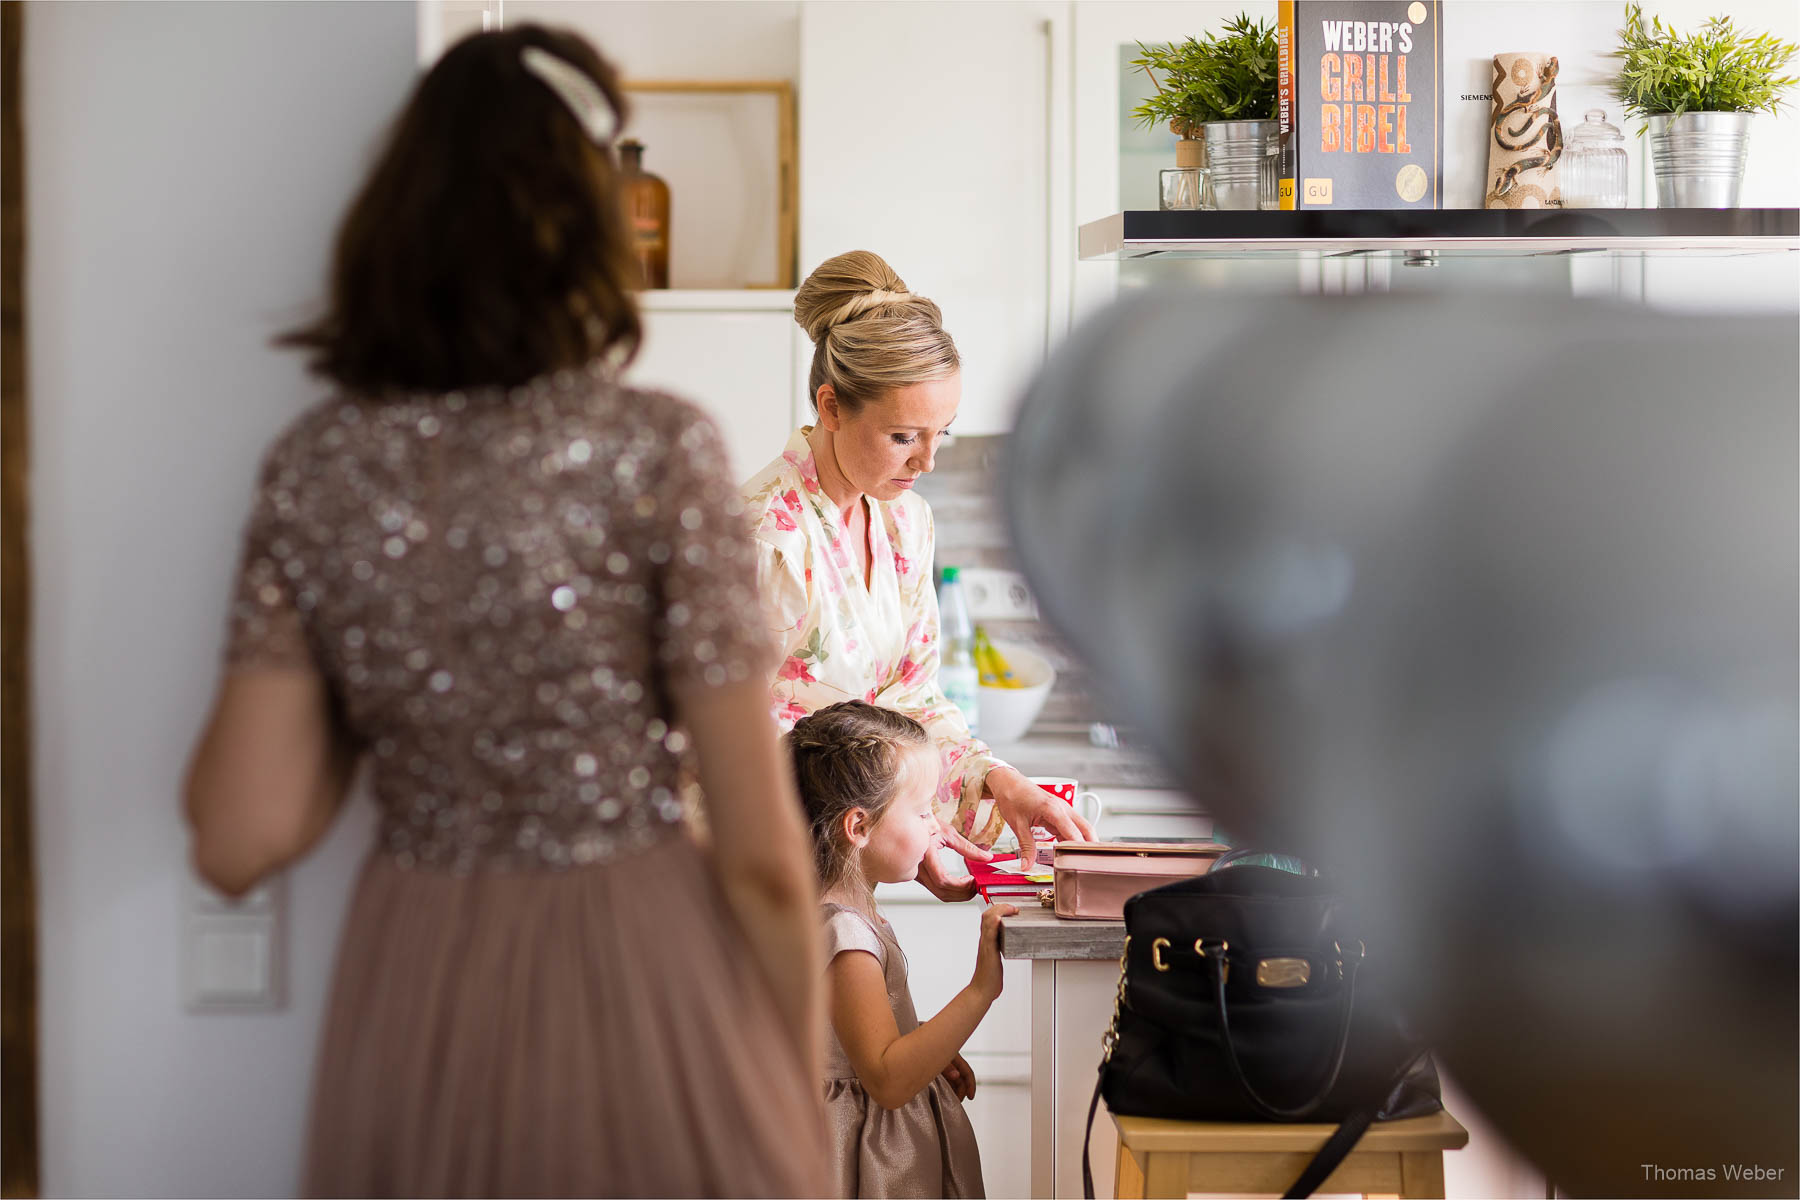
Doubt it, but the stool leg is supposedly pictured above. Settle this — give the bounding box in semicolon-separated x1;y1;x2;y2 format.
1400;1150;1446;1199
1113;1144;1146;1199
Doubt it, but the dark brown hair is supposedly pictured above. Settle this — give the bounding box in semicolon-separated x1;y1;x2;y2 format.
787;701;931;891
281;25;641;393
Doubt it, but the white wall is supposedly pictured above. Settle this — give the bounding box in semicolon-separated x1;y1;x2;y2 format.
27;2;415;1194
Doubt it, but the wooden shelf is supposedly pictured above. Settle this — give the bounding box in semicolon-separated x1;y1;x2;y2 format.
635;288;796;312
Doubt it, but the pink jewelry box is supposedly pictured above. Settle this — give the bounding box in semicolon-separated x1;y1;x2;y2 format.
1050;841;1230;920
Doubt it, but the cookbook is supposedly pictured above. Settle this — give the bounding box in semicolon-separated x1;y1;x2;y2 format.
1277;0;1444;208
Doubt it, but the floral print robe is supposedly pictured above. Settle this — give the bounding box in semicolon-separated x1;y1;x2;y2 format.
742;427;1005;846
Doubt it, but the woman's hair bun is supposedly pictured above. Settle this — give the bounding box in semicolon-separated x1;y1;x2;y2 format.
792;249;943;344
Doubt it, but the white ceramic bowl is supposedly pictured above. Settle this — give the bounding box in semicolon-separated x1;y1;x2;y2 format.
975;640;1055;743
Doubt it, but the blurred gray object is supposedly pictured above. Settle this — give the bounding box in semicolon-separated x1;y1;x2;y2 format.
1006;290;1797;1196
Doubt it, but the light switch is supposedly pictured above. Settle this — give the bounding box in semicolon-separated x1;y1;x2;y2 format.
183;873;285;1012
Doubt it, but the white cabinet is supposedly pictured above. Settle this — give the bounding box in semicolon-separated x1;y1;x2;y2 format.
798;1;1062;435
624;295;803;483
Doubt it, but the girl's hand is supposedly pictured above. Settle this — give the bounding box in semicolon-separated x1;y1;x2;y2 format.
972;903;1017;1002
941;1052;978;1101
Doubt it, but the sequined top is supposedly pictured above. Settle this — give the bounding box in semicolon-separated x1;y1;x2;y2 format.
225;362;774;871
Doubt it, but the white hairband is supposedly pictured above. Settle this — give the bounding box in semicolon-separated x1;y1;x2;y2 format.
520;46;618;145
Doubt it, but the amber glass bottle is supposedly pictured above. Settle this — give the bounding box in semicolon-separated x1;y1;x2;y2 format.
616;139;670;289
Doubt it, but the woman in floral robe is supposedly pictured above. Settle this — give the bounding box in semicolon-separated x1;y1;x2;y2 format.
742;251;1093;897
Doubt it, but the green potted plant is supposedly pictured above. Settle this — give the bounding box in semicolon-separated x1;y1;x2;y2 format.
1611;2;1799;207
1131;15;1279;210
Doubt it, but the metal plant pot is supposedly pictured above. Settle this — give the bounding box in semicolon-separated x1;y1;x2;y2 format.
1649;111;1752;208
1200;119;1279;210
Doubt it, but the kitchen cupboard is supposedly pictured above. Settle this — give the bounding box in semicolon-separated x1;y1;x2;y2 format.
797;0;1063;435
623;294;804;484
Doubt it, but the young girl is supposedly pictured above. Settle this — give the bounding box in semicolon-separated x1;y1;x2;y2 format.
788;701;1018;1199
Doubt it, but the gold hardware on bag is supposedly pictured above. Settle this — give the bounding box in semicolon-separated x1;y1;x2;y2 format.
1101;934;1131;1063
1195;938;1230;982
1255;957;1312;988
1151;937;1172;972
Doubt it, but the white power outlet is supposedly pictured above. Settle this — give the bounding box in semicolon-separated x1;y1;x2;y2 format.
957;566;1039;621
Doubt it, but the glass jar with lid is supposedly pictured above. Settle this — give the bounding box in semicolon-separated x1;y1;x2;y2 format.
1561;109;1629;209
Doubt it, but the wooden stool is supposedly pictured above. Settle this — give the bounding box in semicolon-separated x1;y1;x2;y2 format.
1112;1110;1468;1199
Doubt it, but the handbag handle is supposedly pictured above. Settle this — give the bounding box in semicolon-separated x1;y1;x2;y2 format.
1201;937;1362;1120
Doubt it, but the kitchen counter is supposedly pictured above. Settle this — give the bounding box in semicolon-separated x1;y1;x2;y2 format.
996;903;1124;961
994;904;1133;1198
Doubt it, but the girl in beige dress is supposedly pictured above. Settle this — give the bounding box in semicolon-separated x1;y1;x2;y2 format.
183;26;827;1198
787;702;1019;1198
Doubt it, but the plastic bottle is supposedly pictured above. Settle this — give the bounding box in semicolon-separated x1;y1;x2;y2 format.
937;566;981;735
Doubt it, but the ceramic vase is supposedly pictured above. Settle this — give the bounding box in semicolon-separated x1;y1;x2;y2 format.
1485;52;1563;209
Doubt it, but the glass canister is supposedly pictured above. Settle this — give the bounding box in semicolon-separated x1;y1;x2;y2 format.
1561;109;1629;209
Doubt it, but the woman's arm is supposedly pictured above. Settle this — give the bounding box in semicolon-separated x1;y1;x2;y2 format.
828;904;1013;1110
183;666;356;896
677;678;822;1075
873;504;1006;846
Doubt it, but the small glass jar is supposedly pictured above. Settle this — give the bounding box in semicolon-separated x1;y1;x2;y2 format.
1160;166;1214;211
1561;109;1629;209
1259;132;1282;211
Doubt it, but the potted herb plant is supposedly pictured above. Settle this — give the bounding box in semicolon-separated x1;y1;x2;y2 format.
1131;15;1279;210
1611;2;1799;207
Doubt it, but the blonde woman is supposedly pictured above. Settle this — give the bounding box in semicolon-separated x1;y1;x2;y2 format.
742;251;1093;899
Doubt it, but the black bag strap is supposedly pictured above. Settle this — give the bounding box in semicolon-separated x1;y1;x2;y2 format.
1204;938;1362;1120
1081;1068;1104;1200
1282;1104;1377;1198
1082;1058;1375;1200
1282;1047;1431;1198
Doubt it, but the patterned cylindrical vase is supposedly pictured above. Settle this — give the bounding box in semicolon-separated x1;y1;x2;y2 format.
1485;52;1563;209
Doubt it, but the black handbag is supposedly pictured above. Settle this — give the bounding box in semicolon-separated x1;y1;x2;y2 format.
1083;854;1441;1199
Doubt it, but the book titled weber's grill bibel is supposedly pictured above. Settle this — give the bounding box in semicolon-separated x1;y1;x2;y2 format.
1277;1;1443;209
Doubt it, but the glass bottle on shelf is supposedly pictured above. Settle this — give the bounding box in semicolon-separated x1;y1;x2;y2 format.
1160;166;1213;211
1561;110;1629;209
616;139;670;288
1259;131;1281;211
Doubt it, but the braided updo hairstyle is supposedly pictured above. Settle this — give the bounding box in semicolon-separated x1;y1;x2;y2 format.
792;250;960;416
787;701;933;891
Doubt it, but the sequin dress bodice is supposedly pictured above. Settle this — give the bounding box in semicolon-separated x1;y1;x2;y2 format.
226;365;772;870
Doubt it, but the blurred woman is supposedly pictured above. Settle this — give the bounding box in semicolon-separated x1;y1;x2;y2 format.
183;26;826;1197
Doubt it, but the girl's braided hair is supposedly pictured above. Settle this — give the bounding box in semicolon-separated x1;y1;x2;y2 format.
786;701;932;890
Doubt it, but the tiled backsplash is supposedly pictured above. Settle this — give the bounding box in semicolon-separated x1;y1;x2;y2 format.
916;434;1174;789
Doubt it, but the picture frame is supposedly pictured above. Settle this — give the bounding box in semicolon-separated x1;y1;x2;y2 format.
620;80;798;290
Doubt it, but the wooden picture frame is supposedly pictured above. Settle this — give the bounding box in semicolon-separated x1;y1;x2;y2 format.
619;80;797;290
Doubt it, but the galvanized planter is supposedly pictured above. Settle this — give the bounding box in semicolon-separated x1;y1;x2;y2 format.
1200;119;1280;211
1648;111;1752;208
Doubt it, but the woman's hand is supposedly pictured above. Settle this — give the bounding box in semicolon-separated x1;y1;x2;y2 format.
916;816;993;903
986;766;1097;866
941;1052;978;1102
